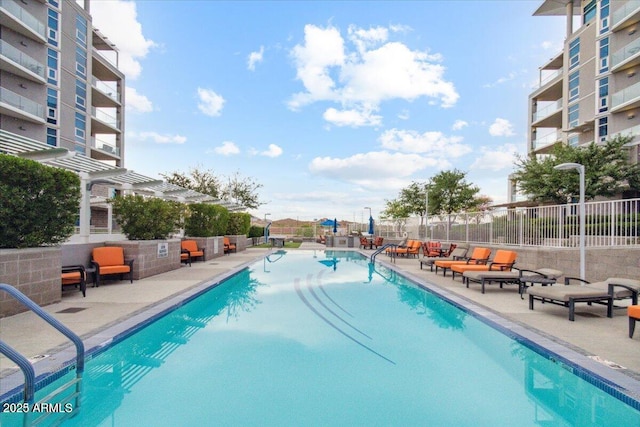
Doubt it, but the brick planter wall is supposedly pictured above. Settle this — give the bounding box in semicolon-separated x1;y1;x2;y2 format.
227;235;247;252
106;240;181;280
0;247;61;317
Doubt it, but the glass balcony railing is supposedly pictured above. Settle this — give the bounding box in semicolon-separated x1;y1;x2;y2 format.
91;107;120;128
0;39;45;78
536;69;562;90
532;99;562;122
611;37;640;70
532;131;561;150
92;47;118;69
612;0;640;28
92;137;120;156
0;87;44;119
91;77;120;102
0;0;46;38
611;81;640;110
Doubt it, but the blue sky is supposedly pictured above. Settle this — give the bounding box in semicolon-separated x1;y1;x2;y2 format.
91;1;566;223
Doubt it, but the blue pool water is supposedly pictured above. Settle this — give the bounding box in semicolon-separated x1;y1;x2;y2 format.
2;250;640;426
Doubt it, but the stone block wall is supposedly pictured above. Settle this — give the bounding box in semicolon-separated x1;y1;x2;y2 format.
184;236;225;259
0;247;61;317
227;235;247;252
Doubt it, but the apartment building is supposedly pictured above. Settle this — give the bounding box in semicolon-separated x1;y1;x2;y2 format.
1;0;125;166
510;0;640;203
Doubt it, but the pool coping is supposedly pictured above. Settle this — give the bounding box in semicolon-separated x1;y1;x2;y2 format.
376;256;640;411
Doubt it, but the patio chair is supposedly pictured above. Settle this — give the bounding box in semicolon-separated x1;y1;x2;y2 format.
450;250;517;281
224;237;237;254
629;305;640;338
181;240;205;262
61;265;87;297
419;244;469;272
360;236;372;249
422;241;442;257
181;250;191;267
91;246;134;287
527;280;614;321
371;236;384;248
433;247;491;277
394;240;422;258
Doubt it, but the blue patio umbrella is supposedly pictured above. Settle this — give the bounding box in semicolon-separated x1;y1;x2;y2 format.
333;218;338;234
319;219;335;227
368;216;374;235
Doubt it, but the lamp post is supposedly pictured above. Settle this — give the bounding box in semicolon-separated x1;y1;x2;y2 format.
364;207;372;235
264;213;271;244
425;184;430;240
554;162;585;280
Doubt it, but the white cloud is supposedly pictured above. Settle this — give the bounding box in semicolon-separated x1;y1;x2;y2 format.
398;109;410;120
452;120;468;131
125;87;153;113
261;144;283;158
90;1;156;80
469;144;520;171
248;46;265;71
133;131;186;144
197;88;225;117
483;72;518;88
213;141;240;156
379;128;471;157
489;118;515;137
288;24;458;126
323;107;382;127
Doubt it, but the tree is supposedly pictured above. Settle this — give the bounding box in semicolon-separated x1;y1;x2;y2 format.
220;171;263;210
427;169;484;215
161;166;221;198
513;135;640;203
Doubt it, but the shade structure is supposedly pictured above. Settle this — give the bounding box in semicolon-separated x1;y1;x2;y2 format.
368;216;374;235
319;219;336;227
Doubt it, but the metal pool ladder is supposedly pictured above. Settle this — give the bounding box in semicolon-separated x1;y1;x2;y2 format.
0;283;85;426
370;244;397;263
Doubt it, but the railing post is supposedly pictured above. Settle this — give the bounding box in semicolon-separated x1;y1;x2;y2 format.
610;200;616;247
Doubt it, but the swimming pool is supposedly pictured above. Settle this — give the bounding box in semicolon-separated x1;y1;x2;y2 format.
2;249;640;426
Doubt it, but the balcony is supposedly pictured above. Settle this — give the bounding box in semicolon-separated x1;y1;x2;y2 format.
0;40;45;83
531;130;561;152
0;87;44;123
0;0;46;42
611;81;640;112
91;107;121;133
611;0;640;32
91;136;120;161
611;37;640;72
91;77;120;107
531;98;563;128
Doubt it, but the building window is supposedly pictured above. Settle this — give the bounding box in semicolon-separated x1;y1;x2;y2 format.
75;80;86;111
599;37;609;74
76;15;87;49
568;134;579;147
600;0;610;34
75;112;86;144
598;77;608;113
568;104;579;128
584;0;597;24
46;128;57;147
75;46;87;78
569;38;580;70
47;48;58;85
598;117;608;142
47;9;58;46
569;71;579;102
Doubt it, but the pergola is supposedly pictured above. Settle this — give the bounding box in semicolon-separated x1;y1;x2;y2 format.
0;130;243;241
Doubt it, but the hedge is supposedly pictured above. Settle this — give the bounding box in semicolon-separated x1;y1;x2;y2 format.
184;203;229;237
111;195;184;240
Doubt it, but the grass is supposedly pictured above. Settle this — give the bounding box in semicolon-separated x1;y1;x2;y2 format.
253;241;302;249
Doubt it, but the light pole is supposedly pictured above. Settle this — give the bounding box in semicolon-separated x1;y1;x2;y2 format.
425;184;430;240
264;213;271;244
554;162;585;280
364;207;372;235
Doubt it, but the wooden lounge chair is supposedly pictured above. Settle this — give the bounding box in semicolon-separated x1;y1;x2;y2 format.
527;281;614;321
450;250;517;281
181;240;205;262
61;265;86;297
433;247;491;276
91;246;134;287
224;237;237;254
420;244;469;271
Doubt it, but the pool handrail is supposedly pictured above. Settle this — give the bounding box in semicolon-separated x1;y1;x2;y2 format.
370;244;397;263
0;283;85;404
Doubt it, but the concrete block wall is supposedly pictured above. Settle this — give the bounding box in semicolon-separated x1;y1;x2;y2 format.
184;236;225;260
227;235;247;252
0;247;61;317
108;240;181;280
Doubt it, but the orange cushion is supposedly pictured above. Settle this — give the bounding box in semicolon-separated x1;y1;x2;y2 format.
61;272;82;284
182;240;198;252
181;253;189;260
629;305;640;319
190;250;204;257
93;247;125;267
99;265;130;275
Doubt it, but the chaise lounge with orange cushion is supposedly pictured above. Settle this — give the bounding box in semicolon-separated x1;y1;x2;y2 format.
450;249;517;282
395;240;422;257
91;246;134;287
224;237;237;254
181;239;205;262
433;247;491;277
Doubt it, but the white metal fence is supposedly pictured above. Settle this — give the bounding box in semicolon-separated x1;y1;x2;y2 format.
402;198;640;248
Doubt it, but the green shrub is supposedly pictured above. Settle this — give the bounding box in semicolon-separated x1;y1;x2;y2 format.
248;225;264;244
0;155;80;248
111;195;184;240
184;203;229;237
226;212;251;235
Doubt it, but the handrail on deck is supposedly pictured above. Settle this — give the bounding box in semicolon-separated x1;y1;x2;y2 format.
371;244;396;263
0;283;85;404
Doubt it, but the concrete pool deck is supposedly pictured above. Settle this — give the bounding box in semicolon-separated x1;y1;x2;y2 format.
1;243;639;398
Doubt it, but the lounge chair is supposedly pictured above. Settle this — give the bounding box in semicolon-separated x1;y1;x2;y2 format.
224;237;237;254
562;277;640;306
419;243;469;271
91;246;134;287
422;241;442;257
181;240;205;262
371;236;384;248
463;267;563;295
395;240;422;258
385;238;408;256
629;305;640;338
433;247;491;276
359;236;372;249
181;250;191;266
527;279;615;321
450;250;517;281
61;265;87;297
